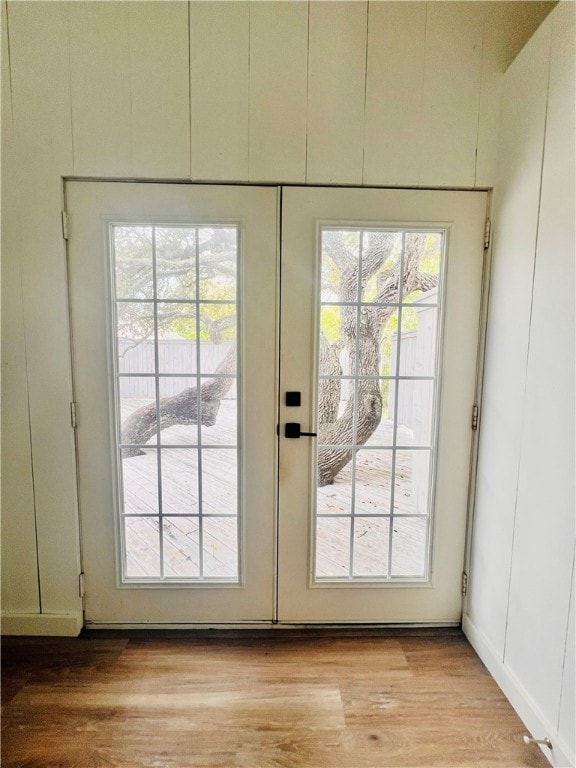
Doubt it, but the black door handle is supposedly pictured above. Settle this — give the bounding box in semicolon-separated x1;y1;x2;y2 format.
285;422;317;439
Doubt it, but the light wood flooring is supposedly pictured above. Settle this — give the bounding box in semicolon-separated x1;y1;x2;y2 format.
1;629;550;768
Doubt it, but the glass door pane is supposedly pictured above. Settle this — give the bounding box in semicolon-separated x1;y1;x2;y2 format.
314;228;443;582
113;224;240;582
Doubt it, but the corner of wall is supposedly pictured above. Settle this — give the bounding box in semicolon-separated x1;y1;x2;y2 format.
466;4;575;765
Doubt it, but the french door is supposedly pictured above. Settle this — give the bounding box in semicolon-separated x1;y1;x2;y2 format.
67;182;278;623
67;181;486;626
278;187;486;622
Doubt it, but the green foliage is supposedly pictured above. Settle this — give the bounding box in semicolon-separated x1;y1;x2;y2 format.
171;302;236;342
114;225;237;344
320;305;342;342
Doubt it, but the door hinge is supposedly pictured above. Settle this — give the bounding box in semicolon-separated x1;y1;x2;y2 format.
79;572;85;600
461;571;468;597
471;404;479;431
70;401;78;429
61;210;69;240
484;218;491;249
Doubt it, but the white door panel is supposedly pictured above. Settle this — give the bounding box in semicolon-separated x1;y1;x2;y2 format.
278;187;486;622
67;182;278;623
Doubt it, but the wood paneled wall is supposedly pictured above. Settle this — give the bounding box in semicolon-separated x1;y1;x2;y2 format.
1;0;40;616
3;2;555;184
465;4;575;766
2;0;79;622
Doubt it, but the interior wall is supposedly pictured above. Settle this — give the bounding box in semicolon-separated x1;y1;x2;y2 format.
464;4;575;766
0;0;556;630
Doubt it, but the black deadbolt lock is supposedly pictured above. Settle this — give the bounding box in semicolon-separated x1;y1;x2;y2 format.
285;391;301;407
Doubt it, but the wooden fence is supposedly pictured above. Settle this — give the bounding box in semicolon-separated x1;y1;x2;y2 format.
118;340;233;397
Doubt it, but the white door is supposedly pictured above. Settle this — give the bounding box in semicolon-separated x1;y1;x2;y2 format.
67;182;278;624
278;187;486;623
68;182;486;626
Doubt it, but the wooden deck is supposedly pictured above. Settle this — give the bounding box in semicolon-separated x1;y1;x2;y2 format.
121;400;428;580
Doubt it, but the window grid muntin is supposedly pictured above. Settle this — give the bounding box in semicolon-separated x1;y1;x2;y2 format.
314;226;442;583
113;223;240;584
151;227;166;578
123;513;238;518
194;228;204;579
348;230;364;577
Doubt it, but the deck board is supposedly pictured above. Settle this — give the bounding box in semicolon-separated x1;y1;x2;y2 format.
120;400;428;579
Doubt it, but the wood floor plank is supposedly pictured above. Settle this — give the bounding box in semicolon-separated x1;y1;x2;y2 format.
11;683;346;731
1;630;550;768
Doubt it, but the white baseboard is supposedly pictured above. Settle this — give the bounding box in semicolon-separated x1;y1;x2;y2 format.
463;614;574;768
1;612;83;637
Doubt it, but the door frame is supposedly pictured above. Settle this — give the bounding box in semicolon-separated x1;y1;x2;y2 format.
460;190;494;618
64;177;491;629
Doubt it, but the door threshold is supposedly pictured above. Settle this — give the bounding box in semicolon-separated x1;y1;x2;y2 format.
83;620;460;632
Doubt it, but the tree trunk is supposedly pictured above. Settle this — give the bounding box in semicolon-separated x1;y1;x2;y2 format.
318;333;342;424
317;377;382;486
121;346;236;457
316;233;436;486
